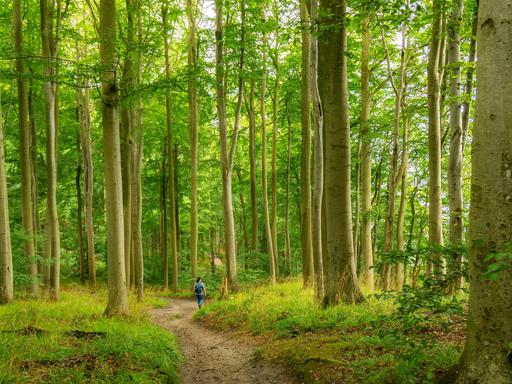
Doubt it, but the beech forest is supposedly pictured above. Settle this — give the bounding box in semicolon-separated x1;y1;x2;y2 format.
0;0;510;383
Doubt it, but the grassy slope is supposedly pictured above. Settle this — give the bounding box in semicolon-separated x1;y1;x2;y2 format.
0;287;182;384
197;280;464;384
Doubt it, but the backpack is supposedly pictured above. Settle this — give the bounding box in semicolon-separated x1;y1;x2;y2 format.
194;282;203;295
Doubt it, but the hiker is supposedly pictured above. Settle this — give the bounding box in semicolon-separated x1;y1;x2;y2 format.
194;277;206;308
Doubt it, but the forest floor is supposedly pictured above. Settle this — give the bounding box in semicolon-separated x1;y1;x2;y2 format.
191;281;466;384
149;297;298;384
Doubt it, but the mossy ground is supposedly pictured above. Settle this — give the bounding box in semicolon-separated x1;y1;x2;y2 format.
197;280;464;383
0;286;182;383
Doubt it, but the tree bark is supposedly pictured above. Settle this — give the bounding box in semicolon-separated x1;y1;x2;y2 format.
359;14;374;291
381;21;407;290
41;0;64;301
260;6;276;284
319;0;363;306
461;2;478;157
162;3;179;292
454;1;512;381
284;94;292;276
0;89;13;304
187;0;199;280
395;119;409;290
215;0;244;290
101;0;129;317
76;162;85;284
14;0;38;298
248;80;259;252
309;0;324;301
132;0;144;302
160;143;168;290
78;54;96;291
299;0;314;287
427;0;445;274
271;32;280;277
447;0;464;292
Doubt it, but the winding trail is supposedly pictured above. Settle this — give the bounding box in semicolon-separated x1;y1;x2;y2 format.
149;298;298;384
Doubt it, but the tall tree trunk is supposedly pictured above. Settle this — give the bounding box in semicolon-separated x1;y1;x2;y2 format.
14;0;38;298
80;75;96;291
447;0;464;292
41;0;63;301
101;0;129;317
359;14;374;291
162;3;179;292
28;82;41;279
121;0;136;288
160;143;168;290
395;119;409;290
76;162;85;283
187;0;199;279
260;6;276;284
461;2;478;156
284;94;292;276
319;0;363;306
0;89;13;304
132;0;144;302
299;0;314;287
248;80;259;252
381;22;407;290
427;0;445;275
271;32;280;277
215;0;244;291
454;1;512;381
310;0;324;301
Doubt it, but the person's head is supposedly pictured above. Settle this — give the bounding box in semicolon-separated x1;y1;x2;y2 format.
196;277;201;283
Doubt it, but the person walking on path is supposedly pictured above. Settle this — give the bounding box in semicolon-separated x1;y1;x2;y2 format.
194;277;206;308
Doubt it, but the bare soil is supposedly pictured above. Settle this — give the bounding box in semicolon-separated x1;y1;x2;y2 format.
149;298;298;384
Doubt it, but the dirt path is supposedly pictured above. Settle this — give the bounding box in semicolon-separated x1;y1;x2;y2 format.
149;298;298;384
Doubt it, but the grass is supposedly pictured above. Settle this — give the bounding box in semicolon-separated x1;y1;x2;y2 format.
196;280;464;383
0;286;182;383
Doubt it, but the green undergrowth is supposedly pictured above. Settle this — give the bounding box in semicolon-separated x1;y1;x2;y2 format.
197;280;464;383
0;287;182;383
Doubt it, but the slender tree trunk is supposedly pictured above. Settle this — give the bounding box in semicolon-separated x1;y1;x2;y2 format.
81;78;96;291
162;3;179;292
427;0;445;274
28;82;40;279
260;6;276;284
454;2;512;381
353;138;361;272
310;0;324;301
121;0;136;288
271;41;280;277
461;2;478;157
0;89;13;304
132;0;144;302
160;143;168;290
360;14;374;291
101;0;129;317
41;0;63;301
215;0;244;290
248;80;259;252
284;94;292;276
187;0;199;279
395;119;409;290
381;22;407;290
299;0;314;287
319;0;363;306
447;0;464;292
14;0;38;298
76;162;85;283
